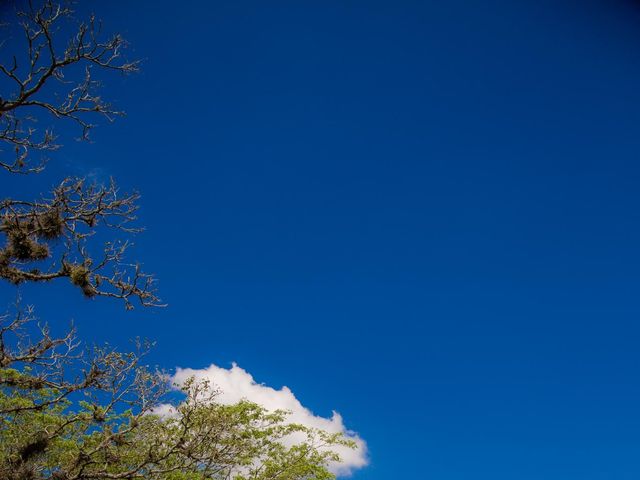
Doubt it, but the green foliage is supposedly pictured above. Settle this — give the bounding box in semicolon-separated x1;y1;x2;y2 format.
0;309;354;479
0;352;352;480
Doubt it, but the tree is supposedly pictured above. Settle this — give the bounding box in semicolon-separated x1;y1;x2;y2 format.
0;306;352;480
0;0;159;309
0;2;355;479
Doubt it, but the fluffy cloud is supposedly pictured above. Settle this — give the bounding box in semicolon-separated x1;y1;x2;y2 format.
166;363;368;477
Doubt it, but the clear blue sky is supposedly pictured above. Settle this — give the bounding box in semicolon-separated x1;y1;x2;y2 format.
5;0;640;478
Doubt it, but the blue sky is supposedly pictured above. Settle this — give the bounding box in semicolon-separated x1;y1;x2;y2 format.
5;0;640;478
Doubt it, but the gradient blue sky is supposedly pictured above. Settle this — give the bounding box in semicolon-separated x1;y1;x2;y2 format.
5;0;640;478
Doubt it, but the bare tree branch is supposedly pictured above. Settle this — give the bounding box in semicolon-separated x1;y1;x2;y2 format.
0;177;163;309
0;0;138;173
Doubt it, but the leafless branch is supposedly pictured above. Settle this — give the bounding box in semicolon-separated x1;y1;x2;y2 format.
0;0;138;173
0;177;163;309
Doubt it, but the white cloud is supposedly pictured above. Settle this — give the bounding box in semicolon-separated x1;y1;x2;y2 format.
167;363;368;477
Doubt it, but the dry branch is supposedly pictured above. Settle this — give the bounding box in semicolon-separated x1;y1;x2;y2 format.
0;0;138;173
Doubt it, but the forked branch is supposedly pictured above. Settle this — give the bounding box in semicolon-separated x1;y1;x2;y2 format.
0;0;138;173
